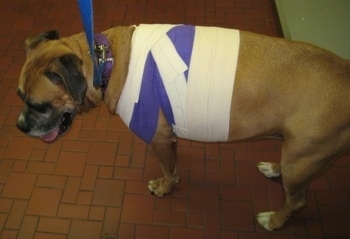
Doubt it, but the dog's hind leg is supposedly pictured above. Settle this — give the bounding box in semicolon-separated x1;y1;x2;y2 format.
257;162;281;178
257;140;333;230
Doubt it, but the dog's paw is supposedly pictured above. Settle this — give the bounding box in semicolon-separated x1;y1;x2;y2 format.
147;176;180;197
256;211;275;231
148;178;166;197
257;162;281;178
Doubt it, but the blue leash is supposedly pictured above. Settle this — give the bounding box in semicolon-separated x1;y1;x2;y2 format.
78;0;105;87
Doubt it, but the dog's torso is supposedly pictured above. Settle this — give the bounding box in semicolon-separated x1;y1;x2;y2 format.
105;25;350;148
117;24;240;143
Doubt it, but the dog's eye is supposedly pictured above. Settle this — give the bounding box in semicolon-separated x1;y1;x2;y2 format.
45;71;62;84
27;101;52;113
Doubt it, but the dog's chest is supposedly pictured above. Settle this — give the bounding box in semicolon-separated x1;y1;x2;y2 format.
117;24;240;143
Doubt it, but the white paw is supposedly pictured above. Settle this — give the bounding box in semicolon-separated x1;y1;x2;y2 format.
257;162;281;178
147;179;166;197
256;211;275;231
147;176;180;197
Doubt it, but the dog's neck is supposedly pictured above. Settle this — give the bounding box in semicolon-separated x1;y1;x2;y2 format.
100;26;135;115
61;26;135;115
92;33;114;97
61;33;103;112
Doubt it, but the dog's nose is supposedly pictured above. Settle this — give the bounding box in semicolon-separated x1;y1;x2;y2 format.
17;114;30;133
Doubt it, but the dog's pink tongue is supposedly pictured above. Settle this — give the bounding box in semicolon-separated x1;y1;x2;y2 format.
40;128;59;142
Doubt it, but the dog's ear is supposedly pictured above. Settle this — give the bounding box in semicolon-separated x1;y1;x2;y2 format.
45;54;87;105
25;30;60;55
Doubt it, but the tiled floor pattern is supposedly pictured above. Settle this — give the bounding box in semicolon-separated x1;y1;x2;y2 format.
0;0;350;238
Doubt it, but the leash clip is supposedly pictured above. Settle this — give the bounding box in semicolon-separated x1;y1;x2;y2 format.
95;44;113;65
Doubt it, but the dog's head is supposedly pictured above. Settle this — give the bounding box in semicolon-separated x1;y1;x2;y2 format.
17;30;87;142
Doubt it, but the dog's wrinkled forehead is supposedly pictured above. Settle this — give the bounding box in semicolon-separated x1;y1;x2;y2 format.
18;30;87;107
19;30;59;88
19;42;69;93
19;56;84;111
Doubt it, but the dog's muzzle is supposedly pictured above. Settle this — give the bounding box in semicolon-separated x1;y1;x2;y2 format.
17;111;74;142
39;112;73;142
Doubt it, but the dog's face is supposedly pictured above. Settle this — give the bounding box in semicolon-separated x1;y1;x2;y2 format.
17;30;87;142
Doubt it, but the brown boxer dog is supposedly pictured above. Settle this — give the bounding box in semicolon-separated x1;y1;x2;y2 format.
16;26;350;231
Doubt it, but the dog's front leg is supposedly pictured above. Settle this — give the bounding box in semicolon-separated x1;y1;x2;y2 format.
148;140;180;197
147;113;180;197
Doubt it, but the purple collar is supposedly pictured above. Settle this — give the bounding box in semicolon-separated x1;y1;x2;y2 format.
94;33;114;97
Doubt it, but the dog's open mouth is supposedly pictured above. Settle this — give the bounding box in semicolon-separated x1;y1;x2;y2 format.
40;112;73;142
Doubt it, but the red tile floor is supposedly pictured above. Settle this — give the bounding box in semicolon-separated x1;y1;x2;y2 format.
0;0;349;238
